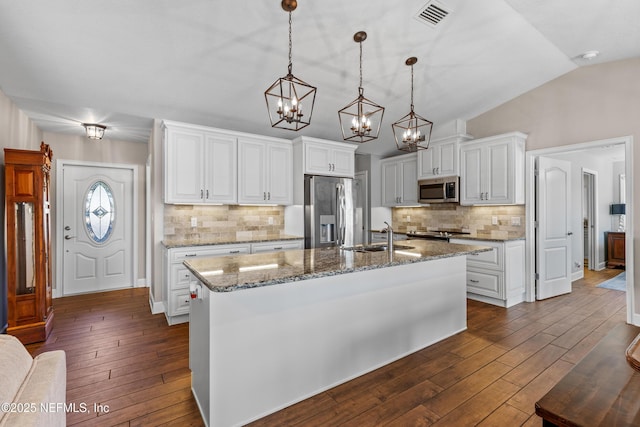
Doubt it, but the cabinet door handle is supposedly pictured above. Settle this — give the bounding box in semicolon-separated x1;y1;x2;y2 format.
185;253;197;257
263;192;266;200
64;235;75;240
229;250;241;254
469;279;479;283
329;163;332;171
433;168;436;175
567;232;573;236
200;189;204;199
206;189;209;199
436;167;439;174
273;247;282;250
268;191;271;200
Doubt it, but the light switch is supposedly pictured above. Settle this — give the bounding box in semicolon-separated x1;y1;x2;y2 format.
191;217;197;227
492;216;498;225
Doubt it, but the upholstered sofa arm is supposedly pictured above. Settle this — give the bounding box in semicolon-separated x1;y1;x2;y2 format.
0;335;66;427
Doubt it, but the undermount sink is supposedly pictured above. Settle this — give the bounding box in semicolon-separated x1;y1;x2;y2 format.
343;244;414;253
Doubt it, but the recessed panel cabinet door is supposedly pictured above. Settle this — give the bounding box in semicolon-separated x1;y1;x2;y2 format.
460;146;483;204
238;139;267;204
267;144;292;204
204;133;237;204
486;142;511;204
165;129;205;203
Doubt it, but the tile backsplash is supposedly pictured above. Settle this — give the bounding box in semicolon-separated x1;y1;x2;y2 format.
164;205;285;243
392;205;526;239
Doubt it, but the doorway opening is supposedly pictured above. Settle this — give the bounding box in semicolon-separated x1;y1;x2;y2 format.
525;135;635;325
582;169;597;272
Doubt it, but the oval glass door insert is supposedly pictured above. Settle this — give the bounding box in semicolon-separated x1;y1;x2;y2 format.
85;180;115;244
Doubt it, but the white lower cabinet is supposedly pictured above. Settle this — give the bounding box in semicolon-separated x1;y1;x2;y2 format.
370;232;408;243
450;238;525;308
164;240;303;324
164;244;251;325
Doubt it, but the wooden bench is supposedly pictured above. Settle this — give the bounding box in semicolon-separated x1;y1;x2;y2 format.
535;323;640;426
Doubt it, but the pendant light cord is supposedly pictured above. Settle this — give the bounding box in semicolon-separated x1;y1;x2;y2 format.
358;40;363;96
287;11;293;75
410;63;414;111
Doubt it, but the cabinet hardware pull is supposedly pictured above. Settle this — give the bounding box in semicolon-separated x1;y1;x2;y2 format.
206;189;209;199
470;279;479;283
64;235;75;240
229;250;240;254
567;232;573;236
274;247;282;250
329;163;332;171
268;192;271;200
185;253;197;257
263;192;266;200
201;189;204;198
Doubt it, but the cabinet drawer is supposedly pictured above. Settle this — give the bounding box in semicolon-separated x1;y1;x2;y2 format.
467;270;503;299
171;264;193;289
169;289;191;317
170;244;250;262
251;240;303;253
451;239;503;270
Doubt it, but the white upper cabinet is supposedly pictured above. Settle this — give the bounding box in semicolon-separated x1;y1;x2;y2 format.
164;121;237;204
460;132;526;205
296;137;356;177
380;153;418;207
417;134;472;179
238;136;293;205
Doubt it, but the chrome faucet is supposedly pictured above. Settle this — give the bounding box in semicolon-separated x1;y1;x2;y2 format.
384;221;393;252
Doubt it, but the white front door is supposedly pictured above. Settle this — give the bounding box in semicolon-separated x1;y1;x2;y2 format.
61;163;135;295
536;156;572;300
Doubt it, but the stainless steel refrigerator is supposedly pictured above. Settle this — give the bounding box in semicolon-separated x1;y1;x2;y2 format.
305;175;365;249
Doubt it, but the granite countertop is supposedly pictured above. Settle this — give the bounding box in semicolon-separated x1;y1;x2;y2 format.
162;234;304;249
184;239;491;293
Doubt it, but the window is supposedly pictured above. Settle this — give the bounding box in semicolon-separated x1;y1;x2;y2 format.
85;181;115;244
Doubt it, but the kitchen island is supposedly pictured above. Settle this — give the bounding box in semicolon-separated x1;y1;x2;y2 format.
185;239;490;426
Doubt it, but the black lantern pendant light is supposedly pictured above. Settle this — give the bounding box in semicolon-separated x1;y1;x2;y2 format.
338;31;385;143
392;57;433;152
264;0;317;131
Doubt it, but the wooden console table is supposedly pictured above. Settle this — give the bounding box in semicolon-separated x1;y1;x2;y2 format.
535;323;640;426
607;231;626;268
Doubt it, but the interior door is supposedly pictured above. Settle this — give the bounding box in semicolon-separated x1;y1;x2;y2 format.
536;156;572;299
62;164;135;295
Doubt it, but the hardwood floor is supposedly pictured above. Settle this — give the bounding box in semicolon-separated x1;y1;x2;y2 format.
26;268;626;426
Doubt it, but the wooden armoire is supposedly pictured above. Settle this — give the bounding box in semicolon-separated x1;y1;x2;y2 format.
5;142;54;344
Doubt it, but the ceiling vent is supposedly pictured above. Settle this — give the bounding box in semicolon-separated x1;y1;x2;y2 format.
415;1;452;28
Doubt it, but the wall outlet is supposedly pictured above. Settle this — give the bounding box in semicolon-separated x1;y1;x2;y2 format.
268;217;274;225
511;216;521;226
407;215;411;222
491;216;498;225
190;217;197;227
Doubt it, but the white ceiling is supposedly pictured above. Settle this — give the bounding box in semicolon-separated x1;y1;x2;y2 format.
1;0;639;157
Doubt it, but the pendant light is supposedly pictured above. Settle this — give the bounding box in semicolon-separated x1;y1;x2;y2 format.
264;0;317;131
392;57;433;152
338;31;384;143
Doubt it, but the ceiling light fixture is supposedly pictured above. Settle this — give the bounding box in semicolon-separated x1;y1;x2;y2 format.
82;123;106;140
392;57;433;152
338;31;385;143
264;0;317;131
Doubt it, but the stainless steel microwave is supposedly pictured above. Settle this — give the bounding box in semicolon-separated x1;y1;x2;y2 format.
418;176;459;203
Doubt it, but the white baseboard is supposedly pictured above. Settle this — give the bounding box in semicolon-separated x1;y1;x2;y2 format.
149;291;165;314
136;278;148;287
571;270;584;282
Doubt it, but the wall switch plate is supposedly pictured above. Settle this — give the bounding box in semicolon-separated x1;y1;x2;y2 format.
492;216;498;225
511;216;521;226
268;217;273;225
191;217;197;227
407;215;411;222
